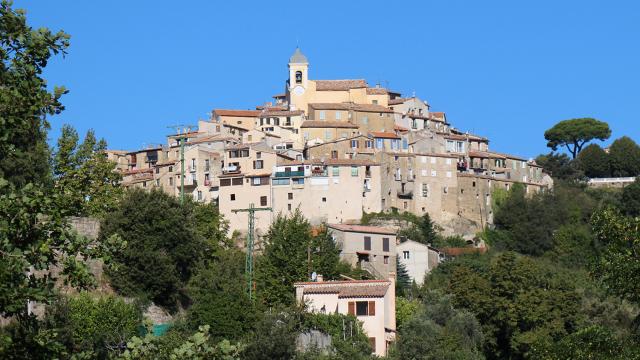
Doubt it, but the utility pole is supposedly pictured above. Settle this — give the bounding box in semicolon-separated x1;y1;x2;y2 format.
232;203;272;299
167;124;195;204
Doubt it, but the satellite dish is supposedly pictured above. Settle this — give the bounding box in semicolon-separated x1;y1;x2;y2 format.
311;272;317;281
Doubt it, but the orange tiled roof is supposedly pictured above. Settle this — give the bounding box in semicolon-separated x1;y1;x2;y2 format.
213;109;261;117
327;223;396;235
366;87;388;95
370;131;400;139
388;98;407;105
394;125;409;132
315;79;367;91
294;280;391;298
300;120;359;129
261;109;304;117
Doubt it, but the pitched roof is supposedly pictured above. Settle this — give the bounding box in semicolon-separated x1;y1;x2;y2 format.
327;223;396;235
261;110;304;117
469;151;506;159
294;280;391;298
289;47;308;63
315;79;367;91
366;87;388;95
300;121;359;129
309;102;394;113
394;125;409;132
213;109;261;117
370;131;400;139
278;158;380;167
388;98;407;105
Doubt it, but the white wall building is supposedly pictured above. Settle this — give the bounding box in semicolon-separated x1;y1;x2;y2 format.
396;240;441;285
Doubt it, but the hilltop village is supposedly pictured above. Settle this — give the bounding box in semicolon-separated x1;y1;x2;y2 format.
110;48;553;240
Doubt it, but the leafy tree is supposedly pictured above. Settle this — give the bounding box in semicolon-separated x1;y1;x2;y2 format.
544;118;611;159
185;249;257;342
255;211;341;307
445;252;580;359
100;189;205;309
609;136;640;177
44;293;142;359
301;313;372;359
390;291;484;360
621;178;640;217
591;207;640;305
535;152;581;180
53;125;123;217
0;0;70;188
242;309;301;360
192;201;231;257
577;143;610;178
396;296;421;330
120;325;243;360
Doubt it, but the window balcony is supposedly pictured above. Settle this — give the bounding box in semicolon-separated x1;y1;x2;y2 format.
274;170;305;178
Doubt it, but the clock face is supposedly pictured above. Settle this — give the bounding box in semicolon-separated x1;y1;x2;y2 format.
293;85;305;96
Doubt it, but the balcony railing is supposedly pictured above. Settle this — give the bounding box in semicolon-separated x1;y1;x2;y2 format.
274;170;305;178
223;165;241;174
397;191;413;199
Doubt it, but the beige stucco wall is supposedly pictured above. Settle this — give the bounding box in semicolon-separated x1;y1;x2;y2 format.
330;228;397;280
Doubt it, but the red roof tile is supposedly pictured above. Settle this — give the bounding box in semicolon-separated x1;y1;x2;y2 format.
300;121;359;129
370;131;400;139
214;109;261;117
294;280;391;298
315;79;367;91
309;102;394;113
366;87;388;95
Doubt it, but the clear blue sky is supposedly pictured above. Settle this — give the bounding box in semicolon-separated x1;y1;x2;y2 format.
16;0;640;158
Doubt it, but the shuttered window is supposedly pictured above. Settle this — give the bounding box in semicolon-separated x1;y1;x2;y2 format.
382;238;389;252
364;236;371;251
348;301;355;315
368;301;375;316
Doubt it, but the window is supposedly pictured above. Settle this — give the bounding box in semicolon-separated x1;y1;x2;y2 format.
322;197;326;202
431;170;437;177
273;178;290;185
197;191;202;201
422;183;429;197
325;130;331;140
230;194;236;201
365;140;373;148
155;167;160;174
332;166;339;176
295;71;302;84
319;111;326;120
169;177;174;186
287;203;292;211
348;301;376;317
384;256;389;264
253;160;263;169
169;166;173;172
402;138;408;149
369;338;376;354
335;111;341;120
364;236;371;250
220;178;231;187
403;251;410;259
331;150;338;159
260;196;267;206
351;140;359;148
375;138;384;149
155;179;160;186
351;166;359;176
293;178;305;185
256;152;261;159
372;99;378;105
446;158;452;165
362;116;369;125
288;192;293;200
404;201;408;209
204;159;210;171
232;177;243;186
443;186;449;194
383;238;389;252
142;181;147;188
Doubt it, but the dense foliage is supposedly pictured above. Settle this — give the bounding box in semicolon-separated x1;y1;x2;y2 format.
52;125;123;217
544;118;611;158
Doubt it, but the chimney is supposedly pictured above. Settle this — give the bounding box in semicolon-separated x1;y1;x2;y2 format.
316;274;323;282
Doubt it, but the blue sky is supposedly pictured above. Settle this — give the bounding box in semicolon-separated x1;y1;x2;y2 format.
16;0;640;158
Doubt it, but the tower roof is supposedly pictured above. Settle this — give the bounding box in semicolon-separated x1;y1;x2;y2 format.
289;47;308;64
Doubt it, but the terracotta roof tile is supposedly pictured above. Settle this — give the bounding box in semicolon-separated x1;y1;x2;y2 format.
327;223;396;235
315;79;367;91
294;280;391;298
261;110;304;117
388;98;407;105
370;131;400;139
214;109;261;117
366;87;388;95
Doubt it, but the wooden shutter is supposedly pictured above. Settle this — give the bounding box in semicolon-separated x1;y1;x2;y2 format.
368;301;376;316
348;301;355;315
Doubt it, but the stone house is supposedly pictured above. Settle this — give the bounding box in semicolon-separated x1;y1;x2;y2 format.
396;240;441;285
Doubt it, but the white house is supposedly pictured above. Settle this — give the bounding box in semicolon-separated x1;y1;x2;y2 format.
294;277;396;356
396;240;441;285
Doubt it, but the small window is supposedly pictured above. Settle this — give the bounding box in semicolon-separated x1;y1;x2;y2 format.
319;111;326;120
351;166;359;177
384;256;389;264
383;238;389;252
169;166;173;172
197;191;202;201
335;111;341;120
372;99;378;105
332;166;339;176
331;150;338;159
364;236;371;250
260;196;267;206
295;71;302;84
356;301;369;316
322;197;327;202
403;251;410;259
253;160;264;169
142;181;147;188
351;140;359;148
230;194;236;201
155;167;160;174
169;177;174;186
287;203;292;211
155;179;160;186
288;192;293;200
